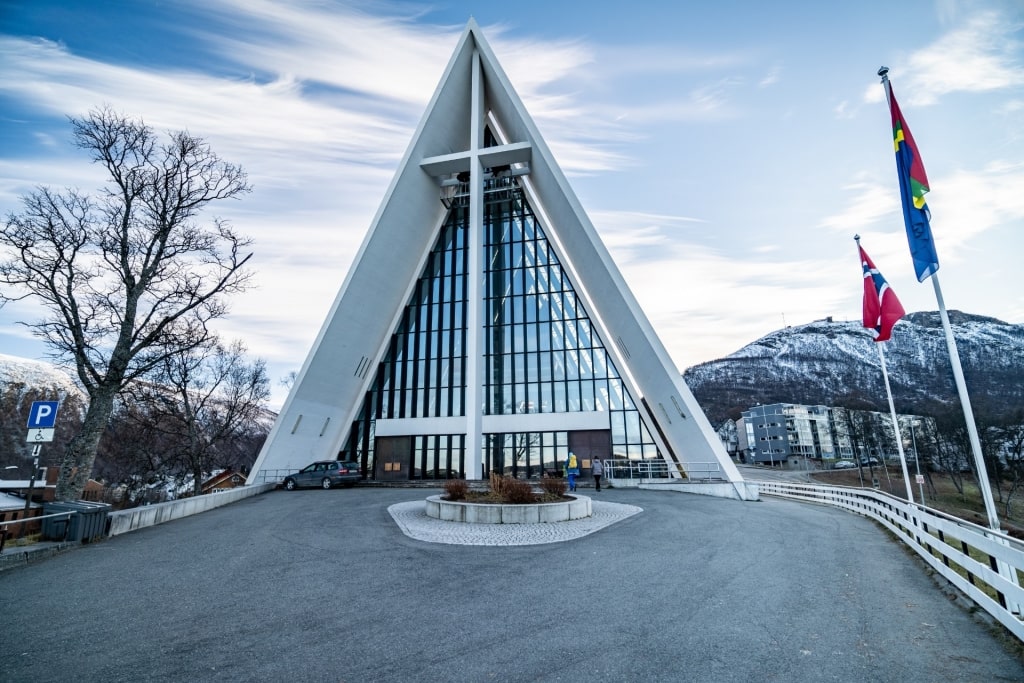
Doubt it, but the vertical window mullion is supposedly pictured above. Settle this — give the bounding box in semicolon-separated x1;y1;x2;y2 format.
410;282;423;417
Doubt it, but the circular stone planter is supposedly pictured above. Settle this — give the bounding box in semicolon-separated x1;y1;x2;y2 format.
425;494;591;524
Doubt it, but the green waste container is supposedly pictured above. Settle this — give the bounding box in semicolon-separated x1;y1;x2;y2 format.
42;501;111;542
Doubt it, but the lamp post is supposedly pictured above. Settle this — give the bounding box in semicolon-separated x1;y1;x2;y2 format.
19;445;41;538
911;419;924;505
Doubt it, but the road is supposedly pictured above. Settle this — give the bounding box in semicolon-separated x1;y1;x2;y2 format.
2;486;1021;682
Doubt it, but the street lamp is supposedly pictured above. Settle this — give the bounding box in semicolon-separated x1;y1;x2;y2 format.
19;450;41;538
911;419;924;505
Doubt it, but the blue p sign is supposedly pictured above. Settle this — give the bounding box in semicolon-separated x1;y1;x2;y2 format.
27;401;60;429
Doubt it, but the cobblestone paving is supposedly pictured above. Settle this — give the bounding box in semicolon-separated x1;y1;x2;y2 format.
388;497;643;546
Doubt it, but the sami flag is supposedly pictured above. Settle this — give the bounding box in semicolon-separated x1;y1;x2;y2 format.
889;84;939;282
860;245;906;342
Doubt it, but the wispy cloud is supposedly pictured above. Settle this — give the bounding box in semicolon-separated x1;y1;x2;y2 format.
820;180;899;234
758;64;782;88
871;10;1024;106
823;163;1024;257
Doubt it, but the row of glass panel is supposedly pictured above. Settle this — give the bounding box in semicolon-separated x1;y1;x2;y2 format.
485;347;612;382
380;431;661;480
487;262;579;295
372;377;640;418
486;289;588;325
380;339;618;398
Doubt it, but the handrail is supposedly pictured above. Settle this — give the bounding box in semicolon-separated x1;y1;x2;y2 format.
0;510;74;529
604;458;723;482
756;479;1024;641
247;469;291;485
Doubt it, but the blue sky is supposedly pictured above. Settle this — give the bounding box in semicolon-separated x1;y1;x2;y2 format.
2;0;1023;409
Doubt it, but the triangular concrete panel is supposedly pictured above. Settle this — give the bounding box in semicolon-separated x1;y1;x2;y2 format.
248;20;750;499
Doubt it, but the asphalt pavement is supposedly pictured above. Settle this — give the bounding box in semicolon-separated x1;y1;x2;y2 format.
1;486;1022;682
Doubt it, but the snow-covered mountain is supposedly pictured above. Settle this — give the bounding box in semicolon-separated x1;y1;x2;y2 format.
0;353;83;400
683;311;1024;425
0;354;86;463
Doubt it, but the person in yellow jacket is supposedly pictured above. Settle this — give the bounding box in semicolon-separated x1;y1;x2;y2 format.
566;453;580;492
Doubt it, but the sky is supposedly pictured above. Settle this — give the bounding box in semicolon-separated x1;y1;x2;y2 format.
1;0;1023;410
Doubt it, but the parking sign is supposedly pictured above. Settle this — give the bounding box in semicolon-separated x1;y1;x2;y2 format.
27;401;60;429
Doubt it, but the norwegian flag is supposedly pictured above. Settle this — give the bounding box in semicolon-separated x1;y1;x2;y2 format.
860;245;906;342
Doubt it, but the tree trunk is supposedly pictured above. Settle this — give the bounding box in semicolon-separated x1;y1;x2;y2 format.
193;461;204;497
56;388;117;501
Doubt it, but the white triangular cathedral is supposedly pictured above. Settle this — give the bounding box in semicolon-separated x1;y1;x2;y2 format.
248;20;750;499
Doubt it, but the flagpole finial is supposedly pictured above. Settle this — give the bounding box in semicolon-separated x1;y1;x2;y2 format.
854;233;861;243
877;66;889;82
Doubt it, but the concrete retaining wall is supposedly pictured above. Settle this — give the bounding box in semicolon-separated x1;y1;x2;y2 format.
610;478;759;501
425;494;592;523
107;483;277;537
637;482;760;500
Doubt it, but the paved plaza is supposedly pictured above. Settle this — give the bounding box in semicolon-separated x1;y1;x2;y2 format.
2;486;1023;682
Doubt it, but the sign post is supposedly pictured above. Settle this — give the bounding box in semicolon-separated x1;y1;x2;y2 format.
21;401;60;537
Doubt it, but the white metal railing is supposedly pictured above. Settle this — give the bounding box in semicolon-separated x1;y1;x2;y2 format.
604;459;723;482
248;469;291;485
757;479;1024;641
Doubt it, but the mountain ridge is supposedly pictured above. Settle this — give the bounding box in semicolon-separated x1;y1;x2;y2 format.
683;311;1024;425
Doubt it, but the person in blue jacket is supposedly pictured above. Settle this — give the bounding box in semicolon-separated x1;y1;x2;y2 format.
566;452;580;491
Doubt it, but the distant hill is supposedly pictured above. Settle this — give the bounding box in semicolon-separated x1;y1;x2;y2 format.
683;311;1024;425
0;353;83;400
0;354;86;465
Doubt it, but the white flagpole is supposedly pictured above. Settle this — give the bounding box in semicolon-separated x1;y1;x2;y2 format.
931;275;1001;529
877;67;1000;532
877;344;915;503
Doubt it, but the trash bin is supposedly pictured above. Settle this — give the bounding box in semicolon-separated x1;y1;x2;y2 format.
42;501;112;543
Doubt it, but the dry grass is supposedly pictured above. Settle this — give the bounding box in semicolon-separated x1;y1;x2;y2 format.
810;465;1024;535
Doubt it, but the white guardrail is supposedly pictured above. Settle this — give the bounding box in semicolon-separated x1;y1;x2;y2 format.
757;480;1024;641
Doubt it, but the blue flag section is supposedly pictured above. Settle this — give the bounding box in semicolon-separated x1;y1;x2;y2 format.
888;84;939;282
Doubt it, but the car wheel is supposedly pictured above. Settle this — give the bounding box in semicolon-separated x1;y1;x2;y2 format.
321;477;332;490
284;478;297;491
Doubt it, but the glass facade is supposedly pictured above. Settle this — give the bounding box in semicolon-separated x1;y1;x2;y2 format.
340;168;660;479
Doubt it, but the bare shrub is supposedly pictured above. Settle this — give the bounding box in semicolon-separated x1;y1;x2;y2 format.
538;477;567;496
444;479;469;500
502;477;537;504
488;472;508;497
485;473;537;503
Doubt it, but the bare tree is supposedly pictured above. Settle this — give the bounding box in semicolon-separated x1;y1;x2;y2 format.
973;404;1008;506
0;107;252;500
932;407;971;497
1000;410;1024;518
93;400;181;507
126;339;269;496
